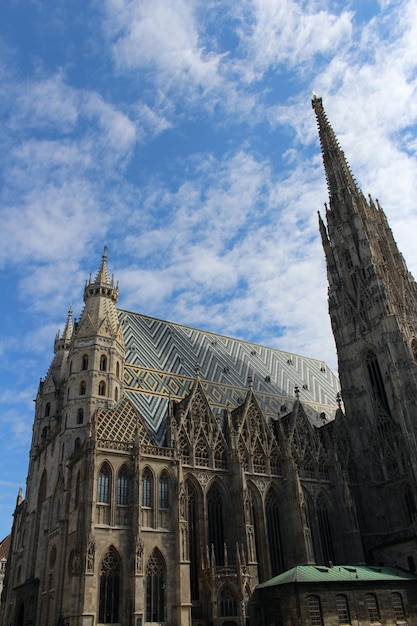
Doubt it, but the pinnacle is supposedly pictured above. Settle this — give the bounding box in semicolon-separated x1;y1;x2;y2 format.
94;246;112;286
62;305;73;342
84;247;119;304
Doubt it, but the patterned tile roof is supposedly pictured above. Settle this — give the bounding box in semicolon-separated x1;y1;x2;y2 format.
96;397;155;446
120;310;340;443
257;565;417;587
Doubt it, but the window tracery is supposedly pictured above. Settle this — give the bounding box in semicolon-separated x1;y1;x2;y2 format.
99;546;120;624
145;549;165;623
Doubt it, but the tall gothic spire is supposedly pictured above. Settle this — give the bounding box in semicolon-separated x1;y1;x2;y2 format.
312;94;360;203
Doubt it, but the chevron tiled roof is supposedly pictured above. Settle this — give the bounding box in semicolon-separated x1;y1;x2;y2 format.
119;310;340;443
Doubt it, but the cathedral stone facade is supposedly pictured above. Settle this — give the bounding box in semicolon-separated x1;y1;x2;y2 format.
1;97;417;626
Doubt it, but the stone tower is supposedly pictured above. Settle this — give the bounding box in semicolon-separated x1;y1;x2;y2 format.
313;94;417;567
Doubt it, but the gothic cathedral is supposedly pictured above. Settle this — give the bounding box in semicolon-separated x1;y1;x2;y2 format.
1;97;417;626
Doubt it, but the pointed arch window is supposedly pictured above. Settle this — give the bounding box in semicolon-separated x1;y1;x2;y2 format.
365;350;390;412
185;480;199;601
77;408;84;425
266;489;283;576
97;464;111;504
219;585;238;617
117;466;129;506
145;549;165;623
141;468;152;508
317;498;334;565
44;402;51;417
114;387;119;401
82;354;89;371
116;361;120;377
38;471;47;504
159;471;169;509
98;380;106;396
79;381;86;396
99;547;120;624
100;355;108;372
207;483;225;566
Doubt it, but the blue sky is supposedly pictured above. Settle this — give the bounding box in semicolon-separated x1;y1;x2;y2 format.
1;0;417;538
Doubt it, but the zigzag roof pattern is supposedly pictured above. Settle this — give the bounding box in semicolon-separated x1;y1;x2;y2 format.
120;310;340;443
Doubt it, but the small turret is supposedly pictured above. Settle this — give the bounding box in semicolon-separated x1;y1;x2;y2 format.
64;248;125;432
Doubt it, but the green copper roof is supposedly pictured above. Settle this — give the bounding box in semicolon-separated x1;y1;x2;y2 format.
258;565;417;588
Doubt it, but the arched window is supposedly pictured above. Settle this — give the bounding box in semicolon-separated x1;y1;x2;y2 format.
79;381;86;396
77;408;84;425
117;466;129;506
142;468;152;508
219;585;238;617
114;387;119;401
365;593;380;623
98;381;106;396
99;547;120;624
74;438;81;451
97;464;111;504
100;355;107;372
159;471;169;509
185;480;199;601
391;592;406;621
145;549;165;623
38;471;47;505
116;361;120;377
207;482;225;566
336;594;350;625
82;354;89;371
365;350;389;412
307;595;323;626
266;489;283;576
44;402;51;417
317;498;334;565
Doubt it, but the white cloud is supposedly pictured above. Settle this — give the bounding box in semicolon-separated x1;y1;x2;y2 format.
10;72;79;133
233;0;353;79
105;0;224;91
